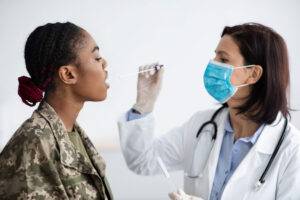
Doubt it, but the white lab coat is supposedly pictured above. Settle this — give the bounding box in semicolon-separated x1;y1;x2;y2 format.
118;108;300;200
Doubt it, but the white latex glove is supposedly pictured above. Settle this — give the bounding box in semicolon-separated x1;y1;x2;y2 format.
132;62;164;114
169;189;204;200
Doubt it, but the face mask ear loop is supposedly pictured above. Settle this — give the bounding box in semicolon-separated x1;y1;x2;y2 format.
234;64;256;70
233;64;257;88
236;83;250;88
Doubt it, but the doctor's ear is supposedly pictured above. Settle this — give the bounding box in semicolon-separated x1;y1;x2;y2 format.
247;65;263;84
57;65;79;85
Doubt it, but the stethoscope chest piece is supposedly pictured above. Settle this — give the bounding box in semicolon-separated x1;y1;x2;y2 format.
254;181;263;191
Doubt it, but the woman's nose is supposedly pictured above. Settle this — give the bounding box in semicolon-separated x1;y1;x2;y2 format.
103;58;107;67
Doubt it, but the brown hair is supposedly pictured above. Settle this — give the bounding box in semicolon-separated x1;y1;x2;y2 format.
222;23;290;124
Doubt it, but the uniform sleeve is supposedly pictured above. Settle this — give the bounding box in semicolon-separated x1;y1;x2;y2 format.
0;130;67;199
127;109;149;121
276;144;300;199
118;112;197;176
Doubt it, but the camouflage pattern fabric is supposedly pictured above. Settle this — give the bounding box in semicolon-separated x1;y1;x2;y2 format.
0;101;113;200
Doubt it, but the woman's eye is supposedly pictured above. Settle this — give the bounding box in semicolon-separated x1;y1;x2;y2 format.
95;57;102;61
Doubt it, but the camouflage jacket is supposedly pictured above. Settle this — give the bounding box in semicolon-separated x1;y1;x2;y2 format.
0;102;113;200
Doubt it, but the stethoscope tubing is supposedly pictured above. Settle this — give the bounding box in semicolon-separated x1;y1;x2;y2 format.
193;106;288;187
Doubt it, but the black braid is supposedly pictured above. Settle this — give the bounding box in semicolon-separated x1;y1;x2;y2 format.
24;22;85;92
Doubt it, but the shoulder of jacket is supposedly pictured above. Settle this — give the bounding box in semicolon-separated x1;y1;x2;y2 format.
19;111;53;138
275;123;300;173
1;111;56;155
284;124;300;152
0;111;61;198
275;123;300;183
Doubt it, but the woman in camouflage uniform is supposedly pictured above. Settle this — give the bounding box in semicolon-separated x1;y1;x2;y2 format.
0;22;113;200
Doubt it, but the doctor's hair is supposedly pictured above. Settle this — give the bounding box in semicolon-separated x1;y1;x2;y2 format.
221;22;290;124
18;22;86;106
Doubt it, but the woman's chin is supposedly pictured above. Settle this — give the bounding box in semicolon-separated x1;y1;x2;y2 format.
97;94;107;101
227;97;247;108
88;92;108;102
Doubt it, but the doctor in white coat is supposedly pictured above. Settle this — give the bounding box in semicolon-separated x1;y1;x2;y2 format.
118;23;300;200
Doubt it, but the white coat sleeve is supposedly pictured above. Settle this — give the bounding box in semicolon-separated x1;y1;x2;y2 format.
276;143;300;199
118;112;196;176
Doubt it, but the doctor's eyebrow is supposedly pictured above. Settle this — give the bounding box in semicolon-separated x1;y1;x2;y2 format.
215;50;230;57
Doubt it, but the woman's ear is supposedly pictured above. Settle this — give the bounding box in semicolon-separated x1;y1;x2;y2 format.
247;65;263;84
57;65;78;85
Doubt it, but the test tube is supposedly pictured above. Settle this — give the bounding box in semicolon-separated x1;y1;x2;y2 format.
157;156;178;191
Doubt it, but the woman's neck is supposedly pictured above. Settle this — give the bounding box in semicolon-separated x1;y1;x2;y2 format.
228;108;260;140
45;91;84;132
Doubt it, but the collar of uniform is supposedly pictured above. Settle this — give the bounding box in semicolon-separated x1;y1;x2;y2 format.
36;101;105;176
224;114;264;145
254;112;286;155
74;123;106;177
224;115;234;133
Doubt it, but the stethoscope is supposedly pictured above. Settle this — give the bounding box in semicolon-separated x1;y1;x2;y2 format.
189;105;289;189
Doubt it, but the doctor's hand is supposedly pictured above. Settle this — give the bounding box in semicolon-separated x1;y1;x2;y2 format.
132;62;164;114
169;189;204;200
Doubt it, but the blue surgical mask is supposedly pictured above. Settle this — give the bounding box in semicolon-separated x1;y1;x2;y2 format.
203;60;254;103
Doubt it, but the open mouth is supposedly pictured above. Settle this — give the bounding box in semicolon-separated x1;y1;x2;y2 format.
105;76;110;89
105;82;110;89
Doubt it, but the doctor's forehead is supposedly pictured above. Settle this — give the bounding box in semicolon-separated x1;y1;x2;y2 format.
215;35;241;57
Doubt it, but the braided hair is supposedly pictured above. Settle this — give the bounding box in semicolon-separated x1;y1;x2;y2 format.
18;22;85;106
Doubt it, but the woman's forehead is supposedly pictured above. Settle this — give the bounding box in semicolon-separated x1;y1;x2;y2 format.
216;35;241;57
79;31;100;54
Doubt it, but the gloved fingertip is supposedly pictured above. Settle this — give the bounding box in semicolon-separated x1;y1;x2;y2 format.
168;193;174;198
157;68;164;77
149;69;156;75
156;64;164;71
178;189;185;195
168;192;180;200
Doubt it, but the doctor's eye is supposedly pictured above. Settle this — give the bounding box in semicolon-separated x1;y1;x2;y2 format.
220;58;229;63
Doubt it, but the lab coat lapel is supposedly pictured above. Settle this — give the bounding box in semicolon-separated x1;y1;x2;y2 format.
255;113;285;155
221;113;285;199
207;108;228;198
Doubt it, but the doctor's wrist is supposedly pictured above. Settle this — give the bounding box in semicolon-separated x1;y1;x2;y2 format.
131;108;142;114
132;103;154;114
